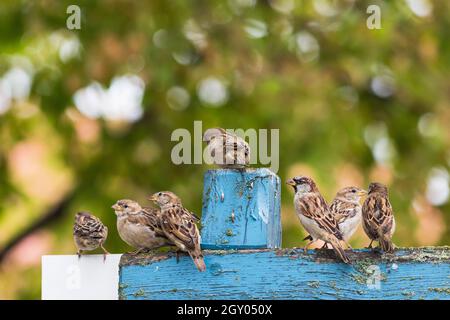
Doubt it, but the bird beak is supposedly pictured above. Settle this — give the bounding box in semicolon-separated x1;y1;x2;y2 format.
286;179;296;187
358;190;368;197
111;204;120;211
148;195;157;202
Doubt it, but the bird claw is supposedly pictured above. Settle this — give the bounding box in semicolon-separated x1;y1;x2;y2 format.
128;249;141;255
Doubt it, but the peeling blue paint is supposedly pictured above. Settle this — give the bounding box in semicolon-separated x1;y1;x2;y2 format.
119;248;450;300
118;170;449;300
201;168;281;249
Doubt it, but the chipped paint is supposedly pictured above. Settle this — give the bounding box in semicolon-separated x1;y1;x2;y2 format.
201;169;281;249
119;247;450;300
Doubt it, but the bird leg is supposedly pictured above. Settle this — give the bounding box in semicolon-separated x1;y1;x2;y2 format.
147;249;157;255
77;250;82;259
176;250;181;263
304;239;317;253
320;242;329;249
366;240;374;249
101;244;109;262
129;248;146;255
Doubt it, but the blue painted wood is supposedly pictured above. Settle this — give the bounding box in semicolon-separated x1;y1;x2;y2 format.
200;168;281;249
119;247;450;300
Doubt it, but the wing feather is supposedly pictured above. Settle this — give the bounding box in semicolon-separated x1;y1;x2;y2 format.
362;194;394;239
330;200;358;224
161;206;200;251
297;194;343;240
125;207;166;238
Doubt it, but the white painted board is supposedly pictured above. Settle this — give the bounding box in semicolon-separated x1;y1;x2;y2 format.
42;254;122;300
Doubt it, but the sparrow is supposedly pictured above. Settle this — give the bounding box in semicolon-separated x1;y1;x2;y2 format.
203;127;250;169
330;186;367;243
362;182;396;253
73;211;109;261
149;191;206;272
287;176;351;264
112;199;172;254
303;186;367;247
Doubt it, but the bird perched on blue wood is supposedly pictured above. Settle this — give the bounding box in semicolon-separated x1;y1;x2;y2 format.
149;191;206;272
73;212;109;261
330;186;367;244
287;176;351;264
203;128;250;169
112;199;172;254
362;182;396;253
303;186;367;248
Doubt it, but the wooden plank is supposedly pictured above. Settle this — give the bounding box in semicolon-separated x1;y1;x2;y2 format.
42;254;122;300
201;168;281;249
119;247;450;300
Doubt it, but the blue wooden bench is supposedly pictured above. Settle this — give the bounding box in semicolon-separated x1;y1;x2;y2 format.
118;169;450;300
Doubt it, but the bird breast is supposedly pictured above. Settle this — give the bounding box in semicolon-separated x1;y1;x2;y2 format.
298;215;324;240
117;218;167;249
339;212;362;241
74;236;101;251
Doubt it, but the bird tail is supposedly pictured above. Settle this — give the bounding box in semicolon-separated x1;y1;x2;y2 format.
189;251;206;272
378;232;395;253
328;237;351;264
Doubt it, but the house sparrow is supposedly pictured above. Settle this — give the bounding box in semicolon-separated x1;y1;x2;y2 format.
203;128;250;169
362;182;396;253
73;212;109;261
330;186;367;243
287;176;351;264
112;199;172;254
303;186;367;247
149;191;206;272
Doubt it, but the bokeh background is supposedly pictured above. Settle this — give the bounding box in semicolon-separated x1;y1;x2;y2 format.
0;0;449;299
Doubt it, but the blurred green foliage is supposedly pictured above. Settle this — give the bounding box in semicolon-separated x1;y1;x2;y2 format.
0;0;449;299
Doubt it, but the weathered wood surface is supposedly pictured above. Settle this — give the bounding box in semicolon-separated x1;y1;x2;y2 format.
119;247;450;300
201;168;281;249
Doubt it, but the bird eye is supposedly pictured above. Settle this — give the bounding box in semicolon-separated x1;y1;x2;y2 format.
352;189;356;193
158;192;162;196
124;204;128;208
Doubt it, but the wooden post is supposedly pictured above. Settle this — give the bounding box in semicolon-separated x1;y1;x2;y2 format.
200;168;281;249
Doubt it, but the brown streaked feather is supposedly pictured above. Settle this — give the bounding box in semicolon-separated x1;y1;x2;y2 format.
124;207;166;238
73;212;108;251
362;192;395;252
295;193;349;263
363;196;392;237
161;206;201;251
185;209;201;222
328;237;351;264
330;200;359;224
297;194;344;241
305;199;360;242
160;204;205;271
208;132;250;167
221;133;249;152
74;213;107;240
